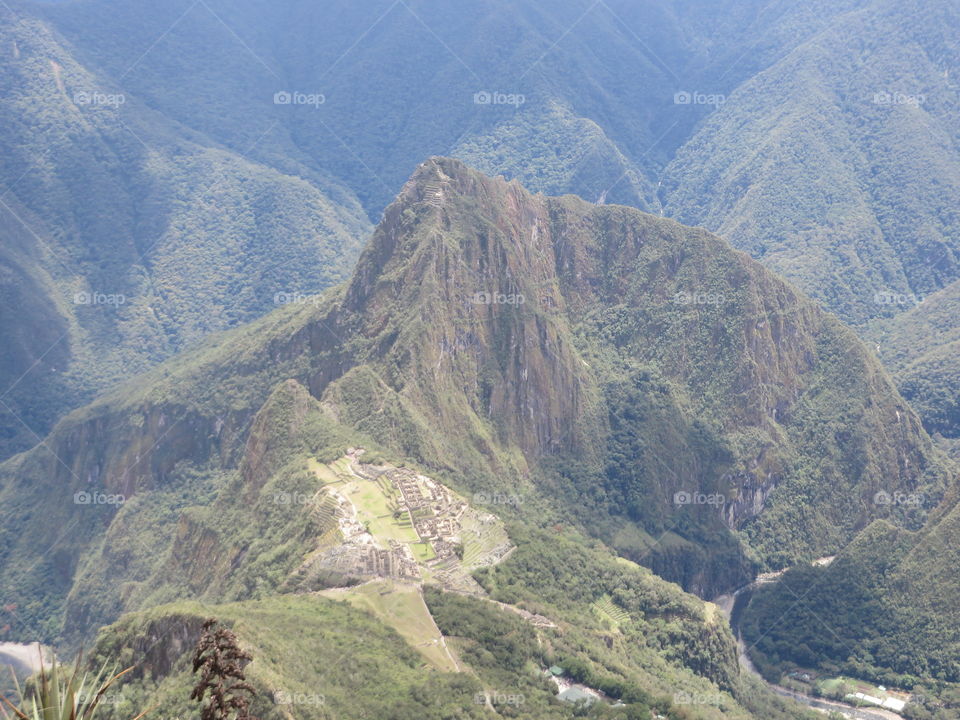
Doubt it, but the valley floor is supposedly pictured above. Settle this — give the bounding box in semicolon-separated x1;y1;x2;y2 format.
715;579;905;720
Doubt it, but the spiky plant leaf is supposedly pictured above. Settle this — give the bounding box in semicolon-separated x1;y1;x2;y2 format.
0;653;143;720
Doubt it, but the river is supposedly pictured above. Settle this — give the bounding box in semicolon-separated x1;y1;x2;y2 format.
714;580;904;720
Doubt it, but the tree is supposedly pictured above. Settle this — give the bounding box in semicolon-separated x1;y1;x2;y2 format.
190;619;259;720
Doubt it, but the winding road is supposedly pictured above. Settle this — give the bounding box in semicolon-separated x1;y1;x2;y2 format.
714;579;904;720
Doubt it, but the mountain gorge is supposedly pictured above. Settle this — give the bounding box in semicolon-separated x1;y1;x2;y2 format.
741;487;960;708
0;158;953;717
2;1;960;718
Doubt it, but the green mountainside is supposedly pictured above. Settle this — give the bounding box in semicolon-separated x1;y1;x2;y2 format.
662;0;960;327
25;0;889;217
740;485;960;716
0;8;371;459
0;159;951;718
868;279;960;458
82;571;813;720
7;0;960;473
3;2;960;715
735;279;960;711
31;0;959;330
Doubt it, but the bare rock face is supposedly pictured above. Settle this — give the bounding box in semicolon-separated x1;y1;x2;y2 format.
0;158;951;642
339;157;592;460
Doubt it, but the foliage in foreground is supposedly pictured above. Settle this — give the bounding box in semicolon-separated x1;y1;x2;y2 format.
0;654;145;720
191;619;258;720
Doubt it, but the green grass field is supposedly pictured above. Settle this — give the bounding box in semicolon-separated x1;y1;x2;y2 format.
320;581;459;672
816;677;844;694
308;458;344;485
412;542;436;562
343;479;417;542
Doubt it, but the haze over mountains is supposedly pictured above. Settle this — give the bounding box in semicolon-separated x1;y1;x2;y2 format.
0;8;371;458
871;279;960;457
2;156;956;718
2;1;960;718
3;0;959;463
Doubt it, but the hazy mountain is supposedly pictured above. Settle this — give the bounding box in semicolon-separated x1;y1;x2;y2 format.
30;0;878;211
6;0;960;465
3;1;960;716
0;161;950;718
0;7;371;459
33;0;960;331
662;0;960;326
870;279;960;458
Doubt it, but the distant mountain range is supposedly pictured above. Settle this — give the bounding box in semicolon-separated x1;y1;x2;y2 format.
3;0;958;464
2;1;960;717
0;7;370;458
1;159;953;718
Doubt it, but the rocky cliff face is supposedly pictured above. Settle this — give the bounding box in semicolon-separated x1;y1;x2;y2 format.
340;159;595;460
0;158;951;642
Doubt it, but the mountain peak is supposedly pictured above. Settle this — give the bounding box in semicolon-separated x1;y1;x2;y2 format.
344;157;542;315
336;161;945;536
397;156;480;205
393;156;529;215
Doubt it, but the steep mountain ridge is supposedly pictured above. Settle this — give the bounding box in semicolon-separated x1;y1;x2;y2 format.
0;7;371;460
663;0;960;325
0;159;949;647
